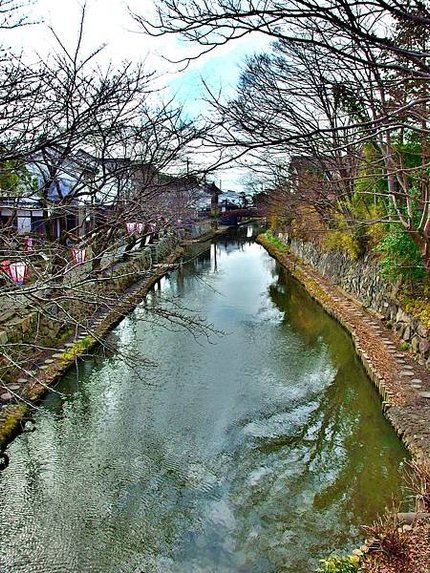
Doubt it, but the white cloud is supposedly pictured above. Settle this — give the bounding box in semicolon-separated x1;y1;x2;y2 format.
16;0;180;75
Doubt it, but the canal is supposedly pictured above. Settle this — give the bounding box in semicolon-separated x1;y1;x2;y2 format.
0;226;407;573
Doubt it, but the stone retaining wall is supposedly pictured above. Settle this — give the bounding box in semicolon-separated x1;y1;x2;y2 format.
279;235;430;367
0;232;179;380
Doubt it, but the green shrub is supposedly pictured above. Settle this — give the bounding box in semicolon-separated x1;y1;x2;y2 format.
376;229;425;283
400;296;430;328
317;554;360;573
324;229;361;260
323;213;363;260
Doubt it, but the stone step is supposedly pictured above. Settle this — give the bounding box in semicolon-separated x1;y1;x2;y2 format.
8;384;20;391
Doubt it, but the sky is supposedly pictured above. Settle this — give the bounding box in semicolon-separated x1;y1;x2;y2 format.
11;0;272;192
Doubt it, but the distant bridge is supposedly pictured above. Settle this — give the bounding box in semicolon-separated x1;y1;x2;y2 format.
219;207;262;225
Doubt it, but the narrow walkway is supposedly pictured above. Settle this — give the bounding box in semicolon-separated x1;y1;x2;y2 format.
258;236;430;460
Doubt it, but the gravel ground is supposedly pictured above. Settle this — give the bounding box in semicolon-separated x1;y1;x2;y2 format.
362;522;430;573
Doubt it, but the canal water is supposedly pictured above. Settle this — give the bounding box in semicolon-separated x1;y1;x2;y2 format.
0;227;407;573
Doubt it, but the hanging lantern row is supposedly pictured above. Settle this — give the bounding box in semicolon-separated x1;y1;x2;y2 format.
126;222;145;236
125;218;175;237
1;248;88;286
71;248;88;266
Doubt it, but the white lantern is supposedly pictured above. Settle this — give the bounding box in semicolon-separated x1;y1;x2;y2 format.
9;261;28;285
126;222;136;235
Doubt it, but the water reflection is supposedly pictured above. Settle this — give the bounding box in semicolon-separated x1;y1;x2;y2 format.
0;225;407;573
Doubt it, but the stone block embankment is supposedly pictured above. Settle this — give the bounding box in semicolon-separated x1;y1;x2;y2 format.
287;237;430;367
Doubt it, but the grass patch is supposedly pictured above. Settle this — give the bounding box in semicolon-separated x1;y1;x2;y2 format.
317;554;360;572
261;231;289;252
59;336;94;363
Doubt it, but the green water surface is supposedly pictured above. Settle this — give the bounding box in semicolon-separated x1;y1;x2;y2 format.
0;227;408;573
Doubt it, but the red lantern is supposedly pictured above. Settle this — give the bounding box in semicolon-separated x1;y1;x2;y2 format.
9;261;28;285
0;260;11;276
71;248;87;265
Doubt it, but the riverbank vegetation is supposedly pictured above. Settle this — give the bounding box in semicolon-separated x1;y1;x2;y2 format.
263;229;289;252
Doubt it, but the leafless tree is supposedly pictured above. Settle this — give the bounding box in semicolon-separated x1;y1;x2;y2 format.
135;1;430;76
0;3;214;407
135;0;430;270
